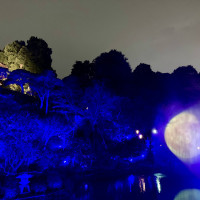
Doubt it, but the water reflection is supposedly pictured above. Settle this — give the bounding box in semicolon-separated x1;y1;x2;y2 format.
114;180;123;191
127;174;134;192
139;176;146;193
3;171;200;200
154;173;166;193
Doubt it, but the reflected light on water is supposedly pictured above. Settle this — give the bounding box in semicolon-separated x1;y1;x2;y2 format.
128;174;135;192
139;176;146;193
174;189;200;200
114;181;123;191
154;173;166;193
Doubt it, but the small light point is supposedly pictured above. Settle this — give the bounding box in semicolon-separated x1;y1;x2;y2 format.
136;130;140;134
152;128;158;134
139;134;143;139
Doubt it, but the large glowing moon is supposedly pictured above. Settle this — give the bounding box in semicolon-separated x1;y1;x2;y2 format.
174;189;200;200
165;111;200;162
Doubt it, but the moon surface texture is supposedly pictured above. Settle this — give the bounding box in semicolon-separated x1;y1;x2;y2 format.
165;107;200;164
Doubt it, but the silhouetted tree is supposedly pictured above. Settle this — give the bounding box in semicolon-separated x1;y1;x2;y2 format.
71;60;94;88
173;65;198;76
171;65;200;103
92;50;132;93
132;63;155;86
130;63;157;98
27;36;53;71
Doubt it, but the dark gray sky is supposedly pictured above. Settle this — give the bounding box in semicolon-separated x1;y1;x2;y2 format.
0;0;200;78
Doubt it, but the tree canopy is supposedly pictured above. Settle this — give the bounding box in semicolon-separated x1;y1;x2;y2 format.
92;50;132;82
0;37;54;74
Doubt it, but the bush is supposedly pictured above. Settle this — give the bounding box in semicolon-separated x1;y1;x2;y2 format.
47;173;62;189
31;182;47;193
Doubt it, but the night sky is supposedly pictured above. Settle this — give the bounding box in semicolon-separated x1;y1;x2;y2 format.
0;0;200;78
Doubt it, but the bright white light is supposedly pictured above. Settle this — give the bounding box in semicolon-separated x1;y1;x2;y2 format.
86;107;88;110
64;160;66;163
152;128;158;134
156;177;161;193
139;177;146;193
154;173;166;193
136;130;140;134
165;111;200;162
197;146;200;150
139;134;143;139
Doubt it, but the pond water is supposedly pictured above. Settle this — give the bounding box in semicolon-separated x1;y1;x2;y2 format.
25;171;200;200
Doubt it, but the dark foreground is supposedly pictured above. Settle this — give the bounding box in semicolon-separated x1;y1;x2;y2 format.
1;162;199;200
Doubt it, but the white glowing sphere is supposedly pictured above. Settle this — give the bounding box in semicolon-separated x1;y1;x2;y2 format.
165;111;200;162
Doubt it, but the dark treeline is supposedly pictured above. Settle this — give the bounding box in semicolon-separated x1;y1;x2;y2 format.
0;36;199;179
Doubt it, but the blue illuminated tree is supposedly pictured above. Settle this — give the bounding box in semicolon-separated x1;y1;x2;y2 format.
0;112;41;174
0;67;9;87
78;82;123;147
5;69;33;94
29;70;63;114
0;67;9;80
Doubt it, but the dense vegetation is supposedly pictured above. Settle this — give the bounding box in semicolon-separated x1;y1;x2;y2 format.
0;36;200;178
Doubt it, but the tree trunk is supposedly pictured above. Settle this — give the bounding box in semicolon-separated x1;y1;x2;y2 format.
45;91;50;114
39;95;44;109
20;84;24;94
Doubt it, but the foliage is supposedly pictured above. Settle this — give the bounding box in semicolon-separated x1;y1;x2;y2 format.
0;37;54;74
71;60;95;88
0;112;41;174
5;69;33;94
27;36;53;71
1;37;200;177
93;50;131;82
29;70;63;114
